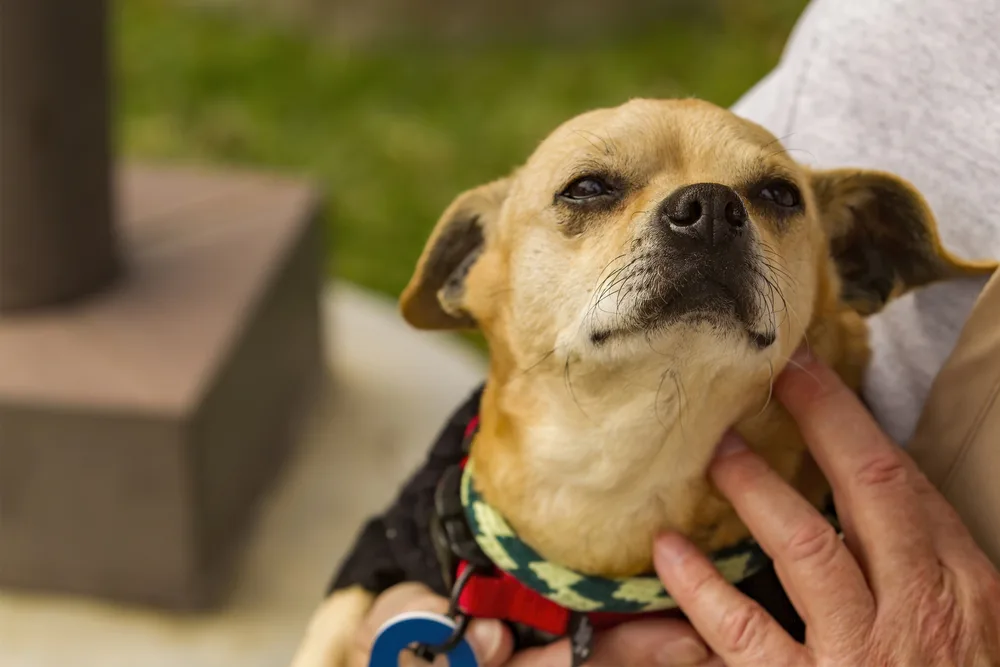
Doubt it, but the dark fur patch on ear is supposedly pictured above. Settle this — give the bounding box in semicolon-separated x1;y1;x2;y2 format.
402;212;484;329
425;214;484;297
831;193;940;314
821;174;951;315
401;176;510;330
435;217;484;326
831;226;896;309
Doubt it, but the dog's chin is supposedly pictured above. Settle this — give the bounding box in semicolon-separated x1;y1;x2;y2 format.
590;281;775;350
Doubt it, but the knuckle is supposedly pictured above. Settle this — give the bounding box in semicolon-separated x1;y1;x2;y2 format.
783;520;842;568
717;602;772;655
854;452;909;492
908;573;965;662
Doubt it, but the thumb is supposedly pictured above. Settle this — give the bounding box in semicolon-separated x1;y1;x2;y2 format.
506;618;720;667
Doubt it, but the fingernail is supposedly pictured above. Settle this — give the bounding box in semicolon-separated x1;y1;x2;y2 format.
467;619;503;660
789;344;814;367
713;431;748;459
657;637;711;666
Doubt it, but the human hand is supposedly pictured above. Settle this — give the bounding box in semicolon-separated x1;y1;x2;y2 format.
653;348;1000;666
350;582;720;667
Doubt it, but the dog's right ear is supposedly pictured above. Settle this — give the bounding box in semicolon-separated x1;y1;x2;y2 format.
810;169;996;315
400;177;510;330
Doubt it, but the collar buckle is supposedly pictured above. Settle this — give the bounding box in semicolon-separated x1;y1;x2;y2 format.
435;464;494;573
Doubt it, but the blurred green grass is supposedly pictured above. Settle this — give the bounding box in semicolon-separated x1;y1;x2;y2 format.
116;0;806;301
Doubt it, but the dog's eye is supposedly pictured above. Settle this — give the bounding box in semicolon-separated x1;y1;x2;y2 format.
560;177;612;201
757;181;801;208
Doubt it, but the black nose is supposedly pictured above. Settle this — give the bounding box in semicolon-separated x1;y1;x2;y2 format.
661;183;747;248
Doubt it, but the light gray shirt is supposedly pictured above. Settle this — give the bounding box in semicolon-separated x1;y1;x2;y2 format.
732;0;1000;445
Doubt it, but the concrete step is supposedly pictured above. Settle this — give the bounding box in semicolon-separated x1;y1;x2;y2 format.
0;281;486;667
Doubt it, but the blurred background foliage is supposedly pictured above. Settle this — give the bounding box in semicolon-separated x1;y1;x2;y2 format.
117;0;808;303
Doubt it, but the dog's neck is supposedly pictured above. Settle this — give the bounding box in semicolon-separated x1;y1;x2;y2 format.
470;272;867;578
471;348;773;577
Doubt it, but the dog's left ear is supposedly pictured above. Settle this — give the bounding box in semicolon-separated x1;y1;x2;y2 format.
810;168;997;315
399;177;510;330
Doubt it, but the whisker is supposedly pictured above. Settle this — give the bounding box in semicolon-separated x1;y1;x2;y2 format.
572;129;615;157
672;372;688;442
520;348;556;375
752;358;776;419
563;357;591;420
654;368;672;431
765;146;816;161
783;355;821;384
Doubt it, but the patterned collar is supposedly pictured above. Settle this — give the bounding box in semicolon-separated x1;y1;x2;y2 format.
460;460;780;614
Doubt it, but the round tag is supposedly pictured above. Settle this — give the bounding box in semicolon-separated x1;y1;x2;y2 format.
368;611;479;667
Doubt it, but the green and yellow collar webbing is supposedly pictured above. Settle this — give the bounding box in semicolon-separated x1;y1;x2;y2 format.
459;461;795;614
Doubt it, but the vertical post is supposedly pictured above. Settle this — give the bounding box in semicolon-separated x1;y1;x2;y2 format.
0;0;120;312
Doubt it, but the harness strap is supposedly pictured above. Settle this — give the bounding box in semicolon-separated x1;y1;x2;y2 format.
456;561;572;636
455;559;670;635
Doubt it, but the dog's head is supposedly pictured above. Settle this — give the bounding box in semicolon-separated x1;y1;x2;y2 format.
399;98;995;573
402;99;986;381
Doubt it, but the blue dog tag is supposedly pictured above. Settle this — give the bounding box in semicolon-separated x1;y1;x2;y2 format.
368;611;479;667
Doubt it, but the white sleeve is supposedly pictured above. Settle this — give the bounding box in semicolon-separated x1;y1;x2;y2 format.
727;0;1000;445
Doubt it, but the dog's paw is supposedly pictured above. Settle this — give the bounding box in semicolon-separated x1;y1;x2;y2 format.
288;586;375;667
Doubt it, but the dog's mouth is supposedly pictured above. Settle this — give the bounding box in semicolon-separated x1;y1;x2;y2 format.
639;275;775;347
590;259;777;349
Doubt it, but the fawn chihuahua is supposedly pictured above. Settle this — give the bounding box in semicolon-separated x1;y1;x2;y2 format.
291;98;993;667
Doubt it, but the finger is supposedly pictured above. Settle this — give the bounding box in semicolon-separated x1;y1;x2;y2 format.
710;433;875;643
774;348;940;592
506;618;721;667
352;583;514;667
358;583;448;643
654;533;807;667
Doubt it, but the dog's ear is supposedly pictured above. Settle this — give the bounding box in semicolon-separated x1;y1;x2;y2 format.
810;169;996;315
400;177;510;329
